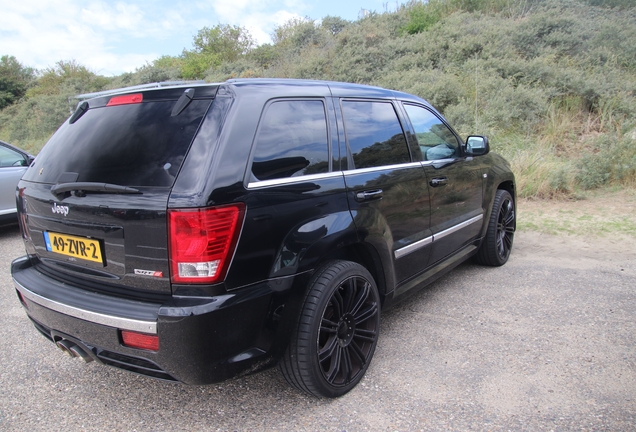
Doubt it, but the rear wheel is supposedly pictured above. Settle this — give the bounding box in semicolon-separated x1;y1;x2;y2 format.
475;189;515;266
279;260;380;398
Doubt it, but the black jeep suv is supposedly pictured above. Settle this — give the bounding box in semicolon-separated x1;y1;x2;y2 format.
12;79;515;398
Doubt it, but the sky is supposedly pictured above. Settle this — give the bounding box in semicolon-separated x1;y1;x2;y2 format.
1;0;393;76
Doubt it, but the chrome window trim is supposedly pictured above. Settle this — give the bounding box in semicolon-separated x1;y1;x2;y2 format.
14;282;157;334
394;236;433;259
344;162;422;176
247;171;343;189
420;158;455;167
433;214;483;241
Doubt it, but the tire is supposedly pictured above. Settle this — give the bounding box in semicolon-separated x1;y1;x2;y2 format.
475;189;515;266
279;260;380;398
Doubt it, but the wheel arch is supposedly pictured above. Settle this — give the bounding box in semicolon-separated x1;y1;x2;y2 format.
495;180;516;230
497;180;516;202
480;174;516;239
314;242;389;305
270;240;393;368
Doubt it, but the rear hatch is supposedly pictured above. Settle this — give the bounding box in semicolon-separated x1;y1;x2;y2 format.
18;86;217;296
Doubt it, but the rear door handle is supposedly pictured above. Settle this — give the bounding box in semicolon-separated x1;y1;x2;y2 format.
429;177;449;187
355;189;383;201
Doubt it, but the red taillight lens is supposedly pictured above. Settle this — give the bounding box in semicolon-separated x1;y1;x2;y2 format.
17;187;30;240
106;93;143;106
168;204;245;284
16;290;27;308
121;330;159;351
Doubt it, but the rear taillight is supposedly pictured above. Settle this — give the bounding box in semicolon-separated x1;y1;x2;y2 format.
16;290;27;308
120;330;159;351
17;187;29;240
168;204;245;284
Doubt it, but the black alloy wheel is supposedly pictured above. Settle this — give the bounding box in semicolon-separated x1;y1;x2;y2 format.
475;189;515;266
279;260;380;398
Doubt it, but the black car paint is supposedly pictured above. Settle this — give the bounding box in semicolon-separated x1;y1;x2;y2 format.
12;79;515;385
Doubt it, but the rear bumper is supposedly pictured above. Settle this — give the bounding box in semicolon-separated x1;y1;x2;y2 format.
11;256;291;384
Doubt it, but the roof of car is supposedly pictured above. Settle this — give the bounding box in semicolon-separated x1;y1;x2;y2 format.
76;78;431;109
223;78;429;105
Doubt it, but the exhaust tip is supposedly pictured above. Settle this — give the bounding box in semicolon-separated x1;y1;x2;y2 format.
69;345;94;363
55;339;94;363
56;340;77;358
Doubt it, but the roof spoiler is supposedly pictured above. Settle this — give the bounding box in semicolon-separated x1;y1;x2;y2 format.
73;81;207;102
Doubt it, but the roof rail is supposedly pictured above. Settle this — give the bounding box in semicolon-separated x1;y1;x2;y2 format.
74;81;207;101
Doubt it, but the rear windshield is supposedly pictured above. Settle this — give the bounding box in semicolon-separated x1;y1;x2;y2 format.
24;98;212;187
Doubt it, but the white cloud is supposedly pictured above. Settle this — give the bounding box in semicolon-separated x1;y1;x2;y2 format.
243;10;304;44
0;0;184;75
210;0;305;44
88;52;160;76
0;0;326;76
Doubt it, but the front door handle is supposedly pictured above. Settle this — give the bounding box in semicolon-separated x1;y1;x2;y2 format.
355;189;383;201
429;177;449;187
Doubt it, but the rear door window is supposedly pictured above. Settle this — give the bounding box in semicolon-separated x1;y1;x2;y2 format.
341;101;410;169
24;98;212;187
251;100;329;181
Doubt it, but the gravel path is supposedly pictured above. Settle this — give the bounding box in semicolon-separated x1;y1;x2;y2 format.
1;223;634;431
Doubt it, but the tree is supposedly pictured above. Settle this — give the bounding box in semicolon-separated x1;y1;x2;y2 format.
27;60;109;97
179;24;255;79
321;16;350;36
193;24;255;62
0;55;35;109
272;17;322;47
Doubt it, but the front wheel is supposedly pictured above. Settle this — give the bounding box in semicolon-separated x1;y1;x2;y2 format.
279;260;380;398
475;189;515;266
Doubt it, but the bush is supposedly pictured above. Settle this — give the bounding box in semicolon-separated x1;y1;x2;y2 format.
576;134;636;189
0;94;71;153
0;55;35;109
2;0;635;196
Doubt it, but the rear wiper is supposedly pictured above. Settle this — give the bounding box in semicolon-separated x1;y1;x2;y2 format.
51;182;142;197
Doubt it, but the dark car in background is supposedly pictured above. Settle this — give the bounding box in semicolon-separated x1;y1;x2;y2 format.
11;79;516;398
0;140;34;225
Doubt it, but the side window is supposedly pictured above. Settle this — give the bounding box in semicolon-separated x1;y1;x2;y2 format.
341;101;410;169
251;100;329;181
403;104;460;161
0;145;26;167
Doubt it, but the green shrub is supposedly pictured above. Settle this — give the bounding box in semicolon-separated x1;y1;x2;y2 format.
576;134;636;189
403;1;446;34
0;94;70;153
1;0;635;197
0;55;35;109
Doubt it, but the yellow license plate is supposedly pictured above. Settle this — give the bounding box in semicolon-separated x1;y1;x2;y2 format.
44;231;104;264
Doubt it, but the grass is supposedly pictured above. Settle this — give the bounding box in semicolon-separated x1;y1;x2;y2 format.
517;188;636;237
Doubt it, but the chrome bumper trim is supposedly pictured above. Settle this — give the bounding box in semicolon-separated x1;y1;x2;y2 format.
14;281;157;334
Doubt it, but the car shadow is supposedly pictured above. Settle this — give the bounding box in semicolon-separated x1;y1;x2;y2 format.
0;222;20;240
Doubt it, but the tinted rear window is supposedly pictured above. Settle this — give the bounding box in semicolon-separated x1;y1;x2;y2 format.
251;100;329;181
24;99;212;187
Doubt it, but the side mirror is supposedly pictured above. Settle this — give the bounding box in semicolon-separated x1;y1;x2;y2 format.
465;135;489;156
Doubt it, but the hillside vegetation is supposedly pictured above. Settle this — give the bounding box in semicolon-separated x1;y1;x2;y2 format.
1;0;635;198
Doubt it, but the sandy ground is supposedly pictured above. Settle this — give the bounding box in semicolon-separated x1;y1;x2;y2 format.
518;188;636;240
517;189;636;272
0;191;634;430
